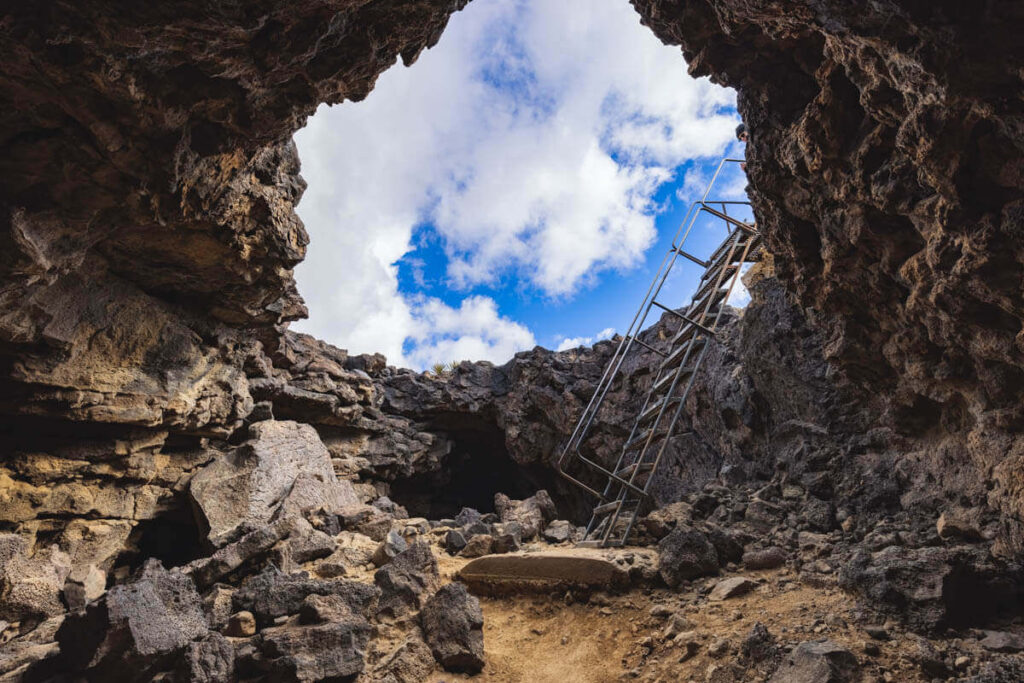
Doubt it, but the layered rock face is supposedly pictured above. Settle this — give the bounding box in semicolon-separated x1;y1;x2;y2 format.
630;0;1024;556
2;0;1024;677
0;0;469;619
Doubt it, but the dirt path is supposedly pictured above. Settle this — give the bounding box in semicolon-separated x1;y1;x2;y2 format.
426;556;986;682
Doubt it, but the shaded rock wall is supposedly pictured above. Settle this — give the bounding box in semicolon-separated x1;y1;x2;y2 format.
631;0;1024;557
1;0;1022;647
0;0;471;618
1;0;469;432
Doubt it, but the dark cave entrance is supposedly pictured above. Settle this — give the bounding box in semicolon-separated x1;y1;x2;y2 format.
388;415;561;521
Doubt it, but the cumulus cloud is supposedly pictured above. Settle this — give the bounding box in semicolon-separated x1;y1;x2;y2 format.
292;0;737;369
406;296;536;368
555;326;616;352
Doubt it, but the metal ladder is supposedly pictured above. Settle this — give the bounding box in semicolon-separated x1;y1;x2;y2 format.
556;158;762;547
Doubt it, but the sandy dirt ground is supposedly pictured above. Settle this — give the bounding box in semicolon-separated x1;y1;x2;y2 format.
424;554;995;683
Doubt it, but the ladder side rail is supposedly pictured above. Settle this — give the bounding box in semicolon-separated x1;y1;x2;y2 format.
586;200;708;475
685;227;744;322
622;217;758;543
699;158;746;205
557;200;703;471
615;215;748;542
622;222;741;473
709;228;757;332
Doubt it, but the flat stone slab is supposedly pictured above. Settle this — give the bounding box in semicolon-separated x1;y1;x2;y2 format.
458;548;652;594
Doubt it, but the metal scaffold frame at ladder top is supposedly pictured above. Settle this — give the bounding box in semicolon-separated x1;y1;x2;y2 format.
556;157;763;548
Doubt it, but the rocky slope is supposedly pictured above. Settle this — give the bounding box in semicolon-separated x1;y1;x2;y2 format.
2;0;1024;680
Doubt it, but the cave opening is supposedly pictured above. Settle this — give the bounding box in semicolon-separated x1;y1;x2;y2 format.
388;415;563;521
123;506;206;571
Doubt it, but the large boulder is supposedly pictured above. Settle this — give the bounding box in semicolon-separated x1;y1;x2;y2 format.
189;420;359;547
657;528;719;587
257;616;373;682
494;490;557;540
233;568;378;626
839;546;1015;631
374;541;440;617
768;640;858;683
57;561;208;681
420;582;485;674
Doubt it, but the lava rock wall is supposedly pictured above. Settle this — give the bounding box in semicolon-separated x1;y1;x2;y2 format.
631;0;1024;557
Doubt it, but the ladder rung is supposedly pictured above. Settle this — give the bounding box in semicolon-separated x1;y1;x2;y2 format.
624;424;670;452
661;336;704;371
628;335;667;358
672;247;707;267
652;302;717;340
593;500;621;516
694;266;736;302
705;231;742;265
687;287;727;317
638;397;678;425
699;261;738;286
615;462;654;479
700;203;757;232
653;364;695;393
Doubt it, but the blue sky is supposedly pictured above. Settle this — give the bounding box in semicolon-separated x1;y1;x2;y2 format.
292;0;751;369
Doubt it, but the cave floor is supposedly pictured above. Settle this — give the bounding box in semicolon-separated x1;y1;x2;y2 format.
419;553;992;683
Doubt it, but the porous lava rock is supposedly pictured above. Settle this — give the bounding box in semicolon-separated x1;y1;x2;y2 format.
189;420;359;547
420;582;485;674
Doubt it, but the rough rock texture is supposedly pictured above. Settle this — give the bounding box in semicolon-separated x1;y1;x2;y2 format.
57;560;208;681
189;419;358;547
419;582;485;673
2;0;1024;676
630;0;1024;559
769;640;859;683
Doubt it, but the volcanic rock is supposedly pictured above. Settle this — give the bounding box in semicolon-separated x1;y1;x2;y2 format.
768;640;859;683
189;420;358;547
658;528;719;587
420;582;485;674
494;490;557;540
372;531;409;568
233;568;378;627
177;633;235;683
374;541;440;617
257;616;373;682
744;546;788;571
57;561;207;680
709;577;757;601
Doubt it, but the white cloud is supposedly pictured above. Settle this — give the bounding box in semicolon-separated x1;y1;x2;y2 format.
406;295;536;368
291;0;737;369
555;326;616;352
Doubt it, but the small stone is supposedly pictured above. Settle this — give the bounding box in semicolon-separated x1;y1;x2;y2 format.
372;530;408;567
863;641;880;657
650;604;674;618
459;534;494;558
709;577;757;601
662;614;694;639
742;546;787;570
225;611;256;637
707;638;729;658
954;655;970;670
865;626;889;641
979;630;1024;653
444;529;468;554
